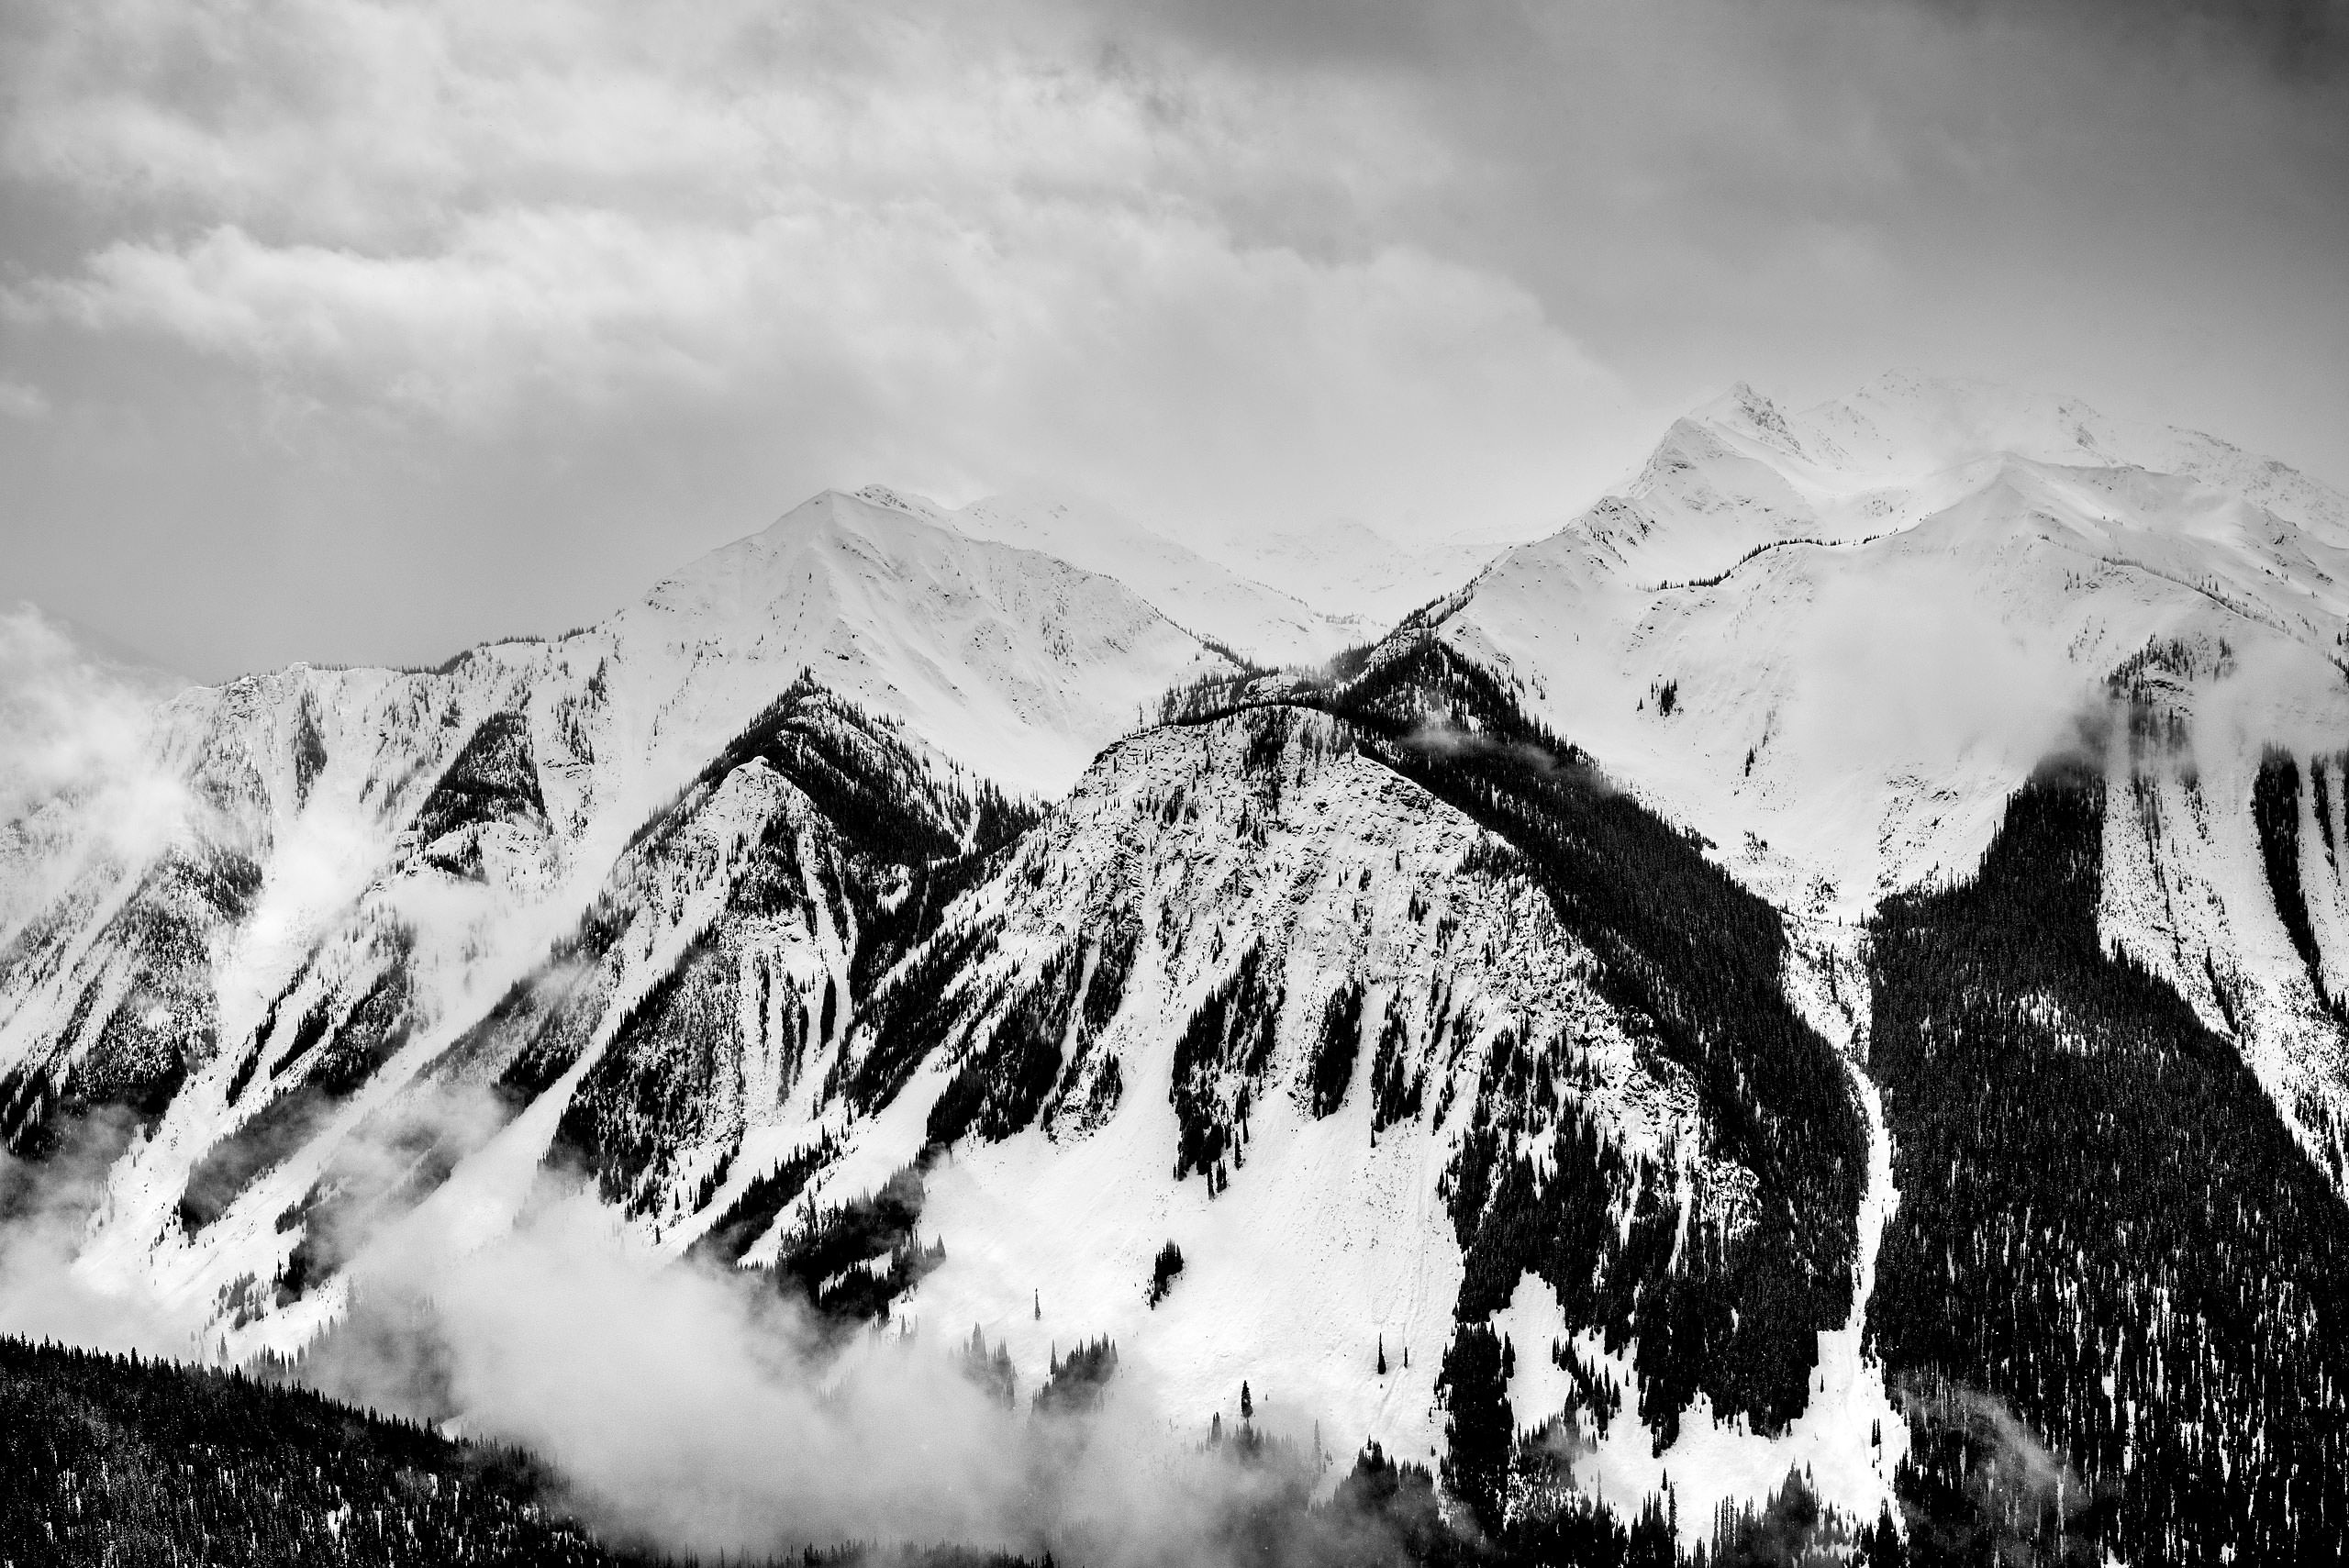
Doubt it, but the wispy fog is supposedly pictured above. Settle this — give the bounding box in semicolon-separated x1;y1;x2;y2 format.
0;1112;200;1356
0;1094;1342;1565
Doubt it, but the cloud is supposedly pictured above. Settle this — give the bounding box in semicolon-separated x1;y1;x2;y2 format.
0;0;1630;562
360;1194;1038;1553
1778;562;2082;775
0;606;192;932
0;1110;203;1356
0;0;2343;680
0;1068;1353;1563
24;203;1614;506
1894;1373;2099;1556
285;1166;1330;1563
1894;0;2349;80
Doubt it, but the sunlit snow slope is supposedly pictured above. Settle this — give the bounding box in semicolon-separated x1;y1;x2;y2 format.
1425;373;2349;1167
945;492;1356;669
0;486;1235;1324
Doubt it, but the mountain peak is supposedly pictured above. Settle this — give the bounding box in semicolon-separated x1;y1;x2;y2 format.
846;484;952;524
1696;381;1805;457
584;483;1241;796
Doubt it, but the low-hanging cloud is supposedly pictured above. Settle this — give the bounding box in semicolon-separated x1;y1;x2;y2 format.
1894;1373;2100;1562
0;1110;206;1358
0;1070;1363;1565
298;1170;1349;1565
333;1191;1044;1555
0;604;192;937
0;604;180;823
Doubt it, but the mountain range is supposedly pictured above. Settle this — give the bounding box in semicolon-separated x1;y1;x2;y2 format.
5;373;2347;1565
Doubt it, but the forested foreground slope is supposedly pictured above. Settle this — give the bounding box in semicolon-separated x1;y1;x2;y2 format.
1;1334;652;1566
1;1334;1907;1568
1867;771;2349;1563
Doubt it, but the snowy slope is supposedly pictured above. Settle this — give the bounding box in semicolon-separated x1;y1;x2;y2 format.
237;660;1875;1545
1205;518;1531;631
1429;375;2349;906
860;683;1891;1544
944;492;1356;669
5;617;1892;1553
618;487;1237;801
0;488;1236;1326
1419;374;2349;1163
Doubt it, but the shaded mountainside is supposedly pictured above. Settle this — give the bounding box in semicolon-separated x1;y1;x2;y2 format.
746;632;1880;1544
1867;769;2349;1564
2;626;1889;1555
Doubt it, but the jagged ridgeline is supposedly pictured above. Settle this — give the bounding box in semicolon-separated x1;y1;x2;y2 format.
242;675;1038;1298
618;632;1869;1480
529;677;1040;1214
1868;764;2349;1563
14;609;1867;1496
0;838;262;1160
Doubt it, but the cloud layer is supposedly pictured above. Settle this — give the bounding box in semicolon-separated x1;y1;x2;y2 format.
0;0;2343;676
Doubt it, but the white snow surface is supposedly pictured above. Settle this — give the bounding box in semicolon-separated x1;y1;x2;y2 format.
1435;373;2349;916
2;482;1236;1072
1431;374;2349;1162
1205;518;1532;631
944;491;1356;670
623;486;1237;800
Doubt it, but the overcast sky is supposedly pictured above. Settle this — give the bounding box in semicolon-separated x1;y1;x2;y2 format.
2;0;2343;679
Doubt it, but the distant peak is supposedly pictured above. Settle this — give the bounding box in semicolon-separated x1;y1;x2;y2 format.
847;484;950;523
1693;382;1805;457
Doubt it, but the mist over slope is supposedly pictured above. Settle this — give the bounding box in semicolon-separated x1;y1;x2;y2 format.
5;377;2349;1564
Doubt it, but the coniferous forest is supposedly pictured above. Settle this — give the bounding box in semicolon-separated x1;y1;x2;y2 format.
1;1335;1063;1568
1867;767;2349;1564
2;1333;618;1566
2;1330;1909;1568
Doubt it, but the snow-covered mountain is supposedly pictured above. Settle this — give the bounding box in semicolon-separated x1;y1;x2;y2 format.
1206;517;1533;630
944;492;1357;670
0;485;1235;1290
1418;373;2349;1167
7;377;2349;1562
